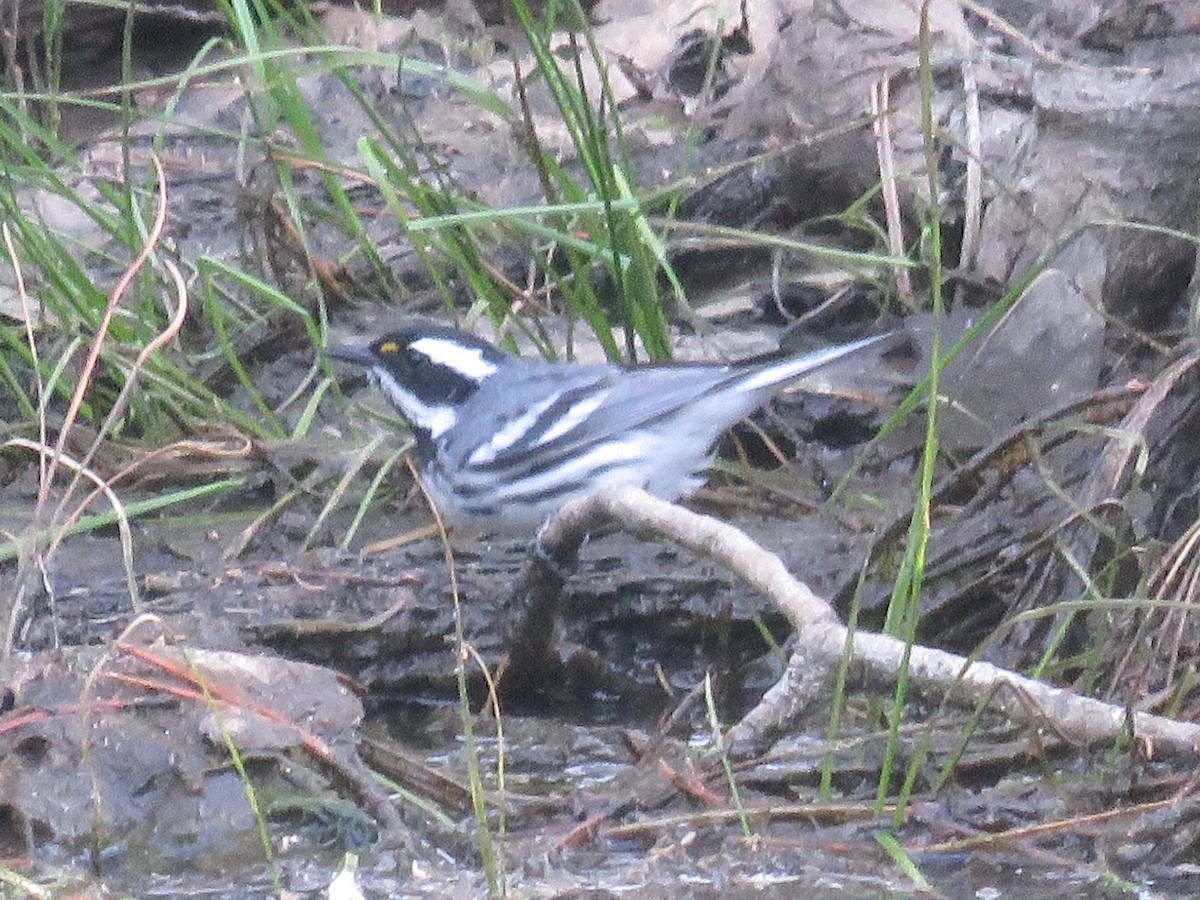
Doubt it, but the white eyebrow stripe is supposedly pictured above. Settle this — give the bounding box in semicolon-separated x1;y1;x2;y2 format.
467;394;560;466
409;337;499;379
537;390;610;445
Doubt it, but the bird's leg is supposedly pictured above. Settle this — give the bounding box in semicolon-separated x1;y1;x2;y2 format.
499;517;588;696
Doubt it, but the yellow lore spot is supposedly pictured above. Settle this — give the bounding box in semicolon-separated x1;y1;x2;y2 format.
379;341;399;354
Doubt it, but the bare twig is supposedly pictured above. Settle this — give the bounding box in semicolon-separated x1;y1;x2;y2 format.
870;76;913;304
533;486;1200;758
957;60;982;288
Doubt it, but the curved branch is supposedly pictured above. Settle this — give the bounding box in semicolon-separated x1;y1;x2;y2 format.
536;486;1200;758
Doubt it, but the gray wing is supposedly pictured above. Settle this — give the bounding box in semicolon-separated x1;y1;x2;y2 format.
441;361;734;476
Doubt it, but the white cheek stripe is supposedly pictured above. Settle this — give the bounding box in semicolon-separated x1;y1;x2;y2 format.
538;390;609;445
409;337;498;379
468;394;559;466
377;371;457;438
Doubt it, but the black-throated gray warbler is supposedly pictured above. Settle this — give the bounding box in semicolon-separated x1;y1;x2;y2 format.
329;320;887;535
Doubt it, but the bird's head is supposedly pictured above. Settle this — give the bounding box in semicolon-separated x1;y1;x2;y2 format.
328;320;507;443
